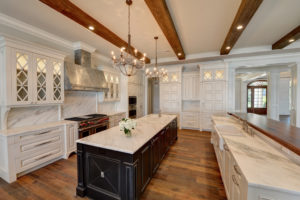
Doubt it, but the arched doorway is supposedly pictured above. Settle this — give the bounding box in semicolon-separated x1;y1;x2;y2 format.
247;80;268;115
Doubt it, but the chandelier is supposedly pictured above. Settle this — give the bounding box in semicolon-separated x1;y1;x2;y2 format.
145;36;168;82
111;0;146;77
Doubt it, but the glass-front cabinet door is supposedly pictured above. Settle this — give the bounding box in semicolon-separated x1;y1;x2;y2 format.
35;56;47;103
52;60;63;103
13;49;33;105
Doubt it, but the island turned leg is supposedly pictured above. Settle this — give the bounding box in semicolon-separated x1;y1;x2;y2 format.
76;143;86;197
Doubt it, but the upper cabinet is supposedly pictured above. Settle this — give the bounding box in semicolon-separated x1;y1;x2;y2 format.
201;68;226;82
0;37;65;106
182;73;200;101
97;66;121;102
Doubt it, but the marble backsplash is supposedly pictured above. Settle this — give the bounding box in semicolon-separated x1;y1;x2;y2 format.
6;91;118;129
62;91;97;119
7;106;59;129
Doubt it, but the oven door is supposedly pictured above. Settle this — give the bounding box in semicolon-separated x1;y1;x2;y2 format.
79;122;109;139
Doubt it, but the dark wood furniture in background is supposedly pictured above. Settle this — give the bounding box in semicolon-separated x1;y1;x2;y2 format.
76;118;177;200
229;112;300;156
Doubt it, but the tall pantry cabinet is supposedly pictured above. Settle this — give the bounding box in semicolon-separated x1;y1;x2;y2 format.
199;63;227;131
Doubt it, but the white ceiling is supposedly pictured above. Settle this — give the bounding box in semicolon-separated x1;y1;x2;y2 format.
0;0;299;60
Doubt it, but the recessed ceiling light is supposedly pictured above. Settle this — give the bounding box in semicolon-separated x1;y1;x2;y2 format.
226;46;231;50
88;26;95;30
237;25;243;30
178;53;182;56
289;38;295;43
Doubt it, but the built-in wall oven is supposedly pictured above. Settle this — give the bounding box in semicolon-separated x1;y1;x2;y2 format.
129;96;137;118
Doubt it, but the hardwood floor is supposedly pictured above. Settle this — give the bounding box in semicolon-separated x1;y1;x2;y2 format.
0;129;226;200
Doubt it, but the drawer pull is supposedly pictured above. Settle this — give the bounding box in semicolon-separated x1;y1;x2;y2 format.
232;175;239;186
35;153;54;162
223;144;229;151
234;164;241;175
34;140;53;148
36;130;51;136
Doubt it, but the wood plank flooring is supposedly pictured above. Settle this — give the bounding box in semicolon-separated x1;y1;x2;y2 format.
0;129;226;200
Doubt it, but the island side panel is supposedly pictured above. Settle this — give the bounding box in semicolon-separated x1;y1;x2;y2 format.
76;117;178;200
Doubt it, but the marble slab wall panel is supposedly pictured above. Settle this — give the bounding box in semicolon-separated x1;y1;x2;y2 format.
7;106;59;129
62;91;97;119
98;102;117;114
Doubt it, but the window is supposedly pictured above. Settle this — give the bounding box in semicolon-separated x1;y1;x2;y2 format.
254;88;267;108
247;89;251;108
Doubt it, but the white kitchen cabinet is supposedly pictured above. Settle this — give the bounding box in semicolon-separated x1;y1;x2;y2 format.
64;123;78;158
182;73;200;100
212;125;300;200
199;65;227;131
181;112;199;129
0;37;65;107
0;121;78;183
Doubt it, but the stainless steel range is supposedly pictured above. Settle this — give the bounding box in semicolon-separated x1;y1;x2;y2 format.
65;114;109;138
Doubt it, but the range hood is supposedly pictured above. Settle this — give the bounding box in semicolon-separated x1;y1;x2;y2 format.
64;49;109;92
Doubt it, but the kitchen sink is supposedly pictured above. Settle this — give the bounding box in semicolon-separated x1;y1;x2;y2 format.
215;124;245;137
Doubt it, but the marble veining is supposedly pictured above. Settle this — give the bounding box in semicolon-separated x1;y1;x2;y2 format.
212;115;300;194
0;120;77;137
77;114;176;154
62;91;97;118
7;106;59;129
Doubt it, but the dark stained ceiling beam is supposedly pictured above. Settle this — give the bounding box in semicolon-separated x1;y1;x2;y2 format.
220;0;263;55
145;0;185;60
272;26;300;50
40;0;150;63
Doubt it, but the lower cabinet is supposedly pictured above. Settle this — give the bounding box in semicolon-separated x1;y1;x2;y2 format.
0;122;78;183
65;123;78;158
212;127;300;200
77;118;178;200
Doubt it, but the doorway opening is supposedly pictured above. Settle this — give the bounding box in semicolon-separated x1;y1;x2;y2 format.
147;78;160;114
247;80;268;115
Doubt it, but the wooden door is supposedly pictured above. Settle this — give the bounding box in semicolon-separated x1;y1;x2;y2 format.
247;81;267;115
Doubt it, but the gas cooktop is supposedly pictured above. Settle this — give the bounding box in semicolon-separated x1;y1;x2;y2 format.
65;114;107;122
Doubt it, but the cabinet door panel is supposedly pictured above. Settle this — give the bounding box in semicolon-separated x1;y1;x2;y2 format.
12;49;33;105
140;144;151;192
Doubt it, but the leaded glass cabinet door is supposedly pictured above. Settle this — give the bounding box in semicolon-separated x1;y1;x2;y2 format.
12;49;33;105
34;55;48;103
51;59;64;103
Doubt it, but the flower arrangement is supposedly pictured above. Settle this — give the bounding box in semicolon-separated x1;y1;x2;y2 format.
119;118;137;136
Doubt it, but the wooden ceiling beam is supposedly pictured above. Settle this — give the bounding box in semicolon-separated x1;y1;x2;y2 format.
145;0;185;60
220;0;263;55
272;26;300;50
39;0;150;63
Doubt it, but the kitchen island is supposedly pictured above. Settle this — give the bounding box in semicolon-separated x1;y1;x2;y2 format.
76;114;177;200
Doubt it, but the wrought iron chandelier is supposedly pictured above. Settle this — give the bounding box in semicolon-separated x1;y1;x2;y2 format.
111;0;146;77
145;36;168;82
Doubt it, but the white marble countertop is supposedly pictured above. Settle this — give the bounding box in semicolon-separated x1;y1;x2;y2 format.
212;115;300;194
0;120;77;137
77;114;177;154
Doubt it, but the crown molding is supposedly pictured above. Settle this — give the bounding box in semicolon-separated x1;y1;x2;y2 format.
73;41;96;53
0;13;73;50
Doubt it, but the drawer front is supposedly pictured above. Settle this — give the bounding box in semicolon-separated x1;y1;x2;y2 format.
21;135;61;152
15;127;63;143
16;129;64;157
16;145;63;173
181;121;198;128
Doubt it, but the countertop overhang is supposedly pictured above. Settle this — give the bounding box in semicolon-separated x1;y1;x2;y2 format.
76;114;177;154
228;112;300;156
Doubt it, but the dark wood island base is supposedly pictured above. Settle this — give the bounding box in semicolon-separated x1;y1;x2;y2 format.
76;118;177;200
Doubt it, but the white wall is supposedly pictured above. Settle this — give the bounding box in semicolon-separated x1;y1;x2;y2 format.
279;78;290;115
